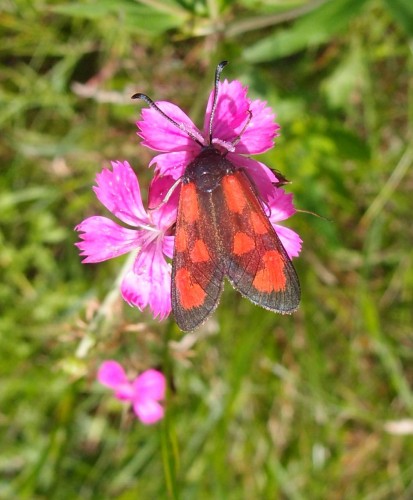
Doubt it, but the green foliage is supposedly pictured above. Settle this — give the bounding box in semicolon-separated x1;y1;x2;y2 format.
383;0;413;36
244;0;370;62
1;0;413;498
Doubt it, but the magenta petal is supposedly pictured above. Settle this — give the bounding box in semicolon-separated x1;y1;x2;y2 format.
93;161;150;227
121;269;150;310
133;399;164;425
97;361;136;401
148;175;179;230
268;189;296;222
148;174;177;211
97;360;128;388
121;245;172;320
204;80;250;142
133;369;166;401
132;243;172;319
234;99;280;154
273;225;302;259
75;216;143;262
149;150;197;179
137;101;202;152
151;200;177;233
162;235;175;259
113;384;136;401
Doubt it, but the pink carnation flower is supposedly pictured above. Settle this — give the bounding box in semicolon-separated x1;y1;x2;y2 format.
75;161;177;319
97;360;166;424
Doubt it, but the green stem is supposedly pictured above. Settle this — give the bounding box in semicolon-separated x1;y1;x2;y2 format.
160;321;180;499
360;143;413;228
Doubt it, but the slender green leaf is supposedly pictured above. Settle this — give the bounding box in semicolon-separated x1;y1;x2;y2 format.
52;0;187;35
244;0;369;62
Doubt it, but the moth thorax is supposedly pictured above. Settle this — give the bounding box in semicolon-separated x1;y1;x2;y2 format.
185;146;235;193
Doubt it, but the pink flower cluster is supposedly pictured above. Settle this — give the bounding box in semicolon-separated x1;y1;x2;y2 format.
76;76;302;321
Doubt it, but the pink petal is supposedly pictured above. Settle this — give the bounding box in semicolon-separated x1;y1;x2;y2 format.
97;360;128;388
121;269;149;312
131;240;171;311
147;174;176;210
137;101;203;153
149;150;197;178
133;399;164;425
234;99;280;154
203;80;250;143
97;361;140;401
267;189;296;223
132;369;166;401
121;243;172;320
148;175;179;230
114;384;137;401
75;216;143;262
162;235;175;259
273;224;302;259
93;161;150;227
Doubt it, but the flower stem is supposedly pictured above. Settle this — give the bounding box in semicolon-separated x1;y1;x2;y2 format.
160;321;180;499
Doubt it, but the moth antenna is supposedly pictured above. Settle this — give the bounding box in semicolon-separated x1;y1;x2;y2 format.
272;180;291;187
148;176;182;211
230;110;252;149
209;61;228;144
296;208;331;222
132;92;204;147
221;105;252;158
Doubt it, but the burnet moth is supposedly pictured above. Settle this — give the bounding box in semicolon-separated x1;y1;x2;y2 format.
133;61;300;331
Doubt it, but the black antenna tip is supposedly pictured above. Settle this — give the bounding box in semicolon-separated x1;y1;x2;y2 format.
216;61;228;77
131;92;146;101
131;93;156;108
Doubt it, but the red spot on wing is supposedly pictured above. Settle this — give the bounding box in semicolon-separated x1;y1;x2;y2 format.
181;183;199;223
253;250;286;293
190;239;210;263
250;212;269;235
222;175;247;213
175;227;187;252
175;268;206;309
233;232;255;255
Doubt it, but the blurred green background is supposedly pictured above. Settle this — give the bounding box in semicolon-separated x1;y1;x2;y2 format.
1;0;413;498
